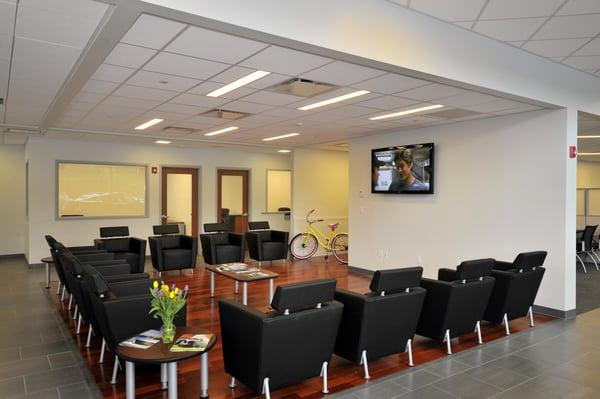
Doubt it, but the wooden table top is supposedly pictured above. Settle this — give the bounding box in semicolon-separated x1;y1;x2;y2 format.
41;257;53;263
205;263;278;282
116;327;217;365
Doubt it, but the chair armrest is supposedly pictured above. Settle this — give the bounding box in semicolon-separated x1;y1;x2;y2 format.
109;279;154;297
68;245;100;253
90;263;131;276
246;232;262;260
129;237;146;254
86;259;127;267
437;268;457;281
493;261;515;271
76;252;114;262
105;273;149;284
148;237;163;270
180;235;198;267
271;230;289;244
228;233;244;246
103;295;161;344
199;235;217;265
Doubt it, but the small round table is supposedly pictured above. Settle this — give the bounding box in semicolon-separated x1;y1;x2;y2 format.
41;257;54;289
116;327;217;399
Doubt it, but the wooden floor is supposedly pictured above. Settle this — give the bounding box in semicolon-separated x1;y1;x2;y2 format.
49;257;554;399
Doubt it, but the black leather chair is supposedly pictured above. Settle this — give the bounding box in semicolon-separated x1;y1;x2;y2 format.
45;235;98;254
484;251;547;335
94;226;147;274
334;268;426;377
576;225;599;273
200;223;245;265
149;225;198;277
246;221;289;266
219;279;343;397
417;259;495;354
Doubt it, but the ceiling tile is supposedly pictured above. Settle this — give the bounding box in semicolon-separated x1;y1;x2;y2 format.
557;0;600;15
220;100;274;114
72;91;106;104
105;43;156;69
438;92;501;107
523;38;591;57
91;64;136;83
121;14;186;50
112;85;177;102
240;91;304;106
170;93;229;108
464;98;530;113
351;73;430;94
562;55;600;71
246;73;291;89
188;81;256;99
64;101;96;113
299;61;385;86
326;105;379;117
233;114;284;128
174;115;228;129
454;21;475;29
126;70;200;92
156;102;210;115
101;95;162;110
80;79;119;95
480;0;564;19
573;37;600;56
396;83;468;100
474;18;547;41
410;0;487;21
143;52;229;80
356;95;417;110
260;107;305;119
165;26;268;64
507;41;525;47
240;46;332;76
533;14;600;40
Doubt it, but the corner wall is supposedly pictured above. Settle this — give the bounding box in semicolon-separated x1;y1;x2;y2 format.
0;145;25;255
348;110;575;313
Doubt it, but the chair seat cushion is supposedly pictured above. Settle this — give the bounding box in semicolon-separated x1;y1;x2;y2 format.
162;249;194;269
262;241;286;260
216;244;242;263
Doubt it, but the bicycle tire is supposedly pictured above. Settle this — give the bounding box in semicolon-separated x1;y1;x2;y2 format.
289;233;319;260
331;233;349;264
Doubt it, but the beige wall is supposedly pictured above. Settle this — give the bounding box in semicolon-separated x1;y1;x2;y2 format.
0;145;26;255
577;161;600;188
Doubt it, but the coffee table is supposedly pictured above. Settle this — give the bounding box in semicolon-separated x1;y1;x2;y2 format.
116;327;217;399
205;263;278;305
41;257;53;289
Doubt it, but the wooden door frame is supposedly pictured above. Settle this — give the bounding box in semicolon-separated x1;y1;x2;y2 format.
217;168;249;226
161;167;199;236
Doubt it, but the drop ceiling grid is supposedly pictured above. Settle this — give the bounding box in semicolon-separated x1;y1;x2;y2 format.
58;11;544;147
390;0;600;76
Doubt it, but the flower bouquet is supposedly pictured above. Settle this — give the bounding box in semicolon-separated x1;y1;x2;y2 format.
149;281;188;343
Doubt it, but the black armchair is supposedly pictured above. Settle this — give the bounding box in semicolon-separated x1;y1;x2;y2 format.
149;225;198;277
484;251;547;335
200;223;245;265
94;226;147;274
334;267;426;377
246;221;289;266
219;279;343;397
417;259;495;355
576;225;599;273
45;235;98;254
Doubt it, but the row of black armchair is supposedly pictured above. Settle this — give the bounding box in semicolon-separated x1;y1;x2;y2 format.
219;251;547;397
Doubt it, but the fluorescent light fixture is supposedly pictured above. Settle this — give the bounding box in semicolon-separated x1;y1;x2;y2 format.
204;126;239;136
155;140;171;144
206;70;271;97
298;90;370;111
278;149;291;153
369;104;444;121
263;133;300;141
577;153;600;155
577;135;600;139
135;118;163;130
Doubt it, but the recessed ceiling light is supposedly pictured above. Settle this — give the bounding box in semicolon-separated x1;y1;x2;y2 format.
368;104;444;121
263;133;300;141
577;135;600;138
577;152;600;155
155;140;171;144
278;149;291;153
204;126;239;136
135;118;164;130
298;90;370;111
207;70;271;97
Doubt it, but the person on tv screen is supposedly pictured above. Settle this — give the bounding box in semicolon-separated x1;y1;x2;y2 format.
388;147;429;192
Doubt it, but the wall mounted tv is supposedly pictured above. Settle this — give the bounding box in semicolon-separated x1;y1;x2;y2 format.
372;143;434;194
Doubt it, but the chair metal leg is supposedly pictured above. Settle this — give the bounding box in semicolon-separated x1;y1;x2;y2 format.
502;313;510;335
61;286;66;300
576;254;588;273
528;306;535;327
161;363;168;390
475;321;483;344
56;282;61;296
359;350;370;379
443;329;452;354
262;377;271;399
76;314;82;334
111;356;119;384
99;339;106;363
73;305;78;320
320;361;329;394
86;326;93;348
406;339;414;366
586;251;599;270
229;376;237;388
68;294;73;310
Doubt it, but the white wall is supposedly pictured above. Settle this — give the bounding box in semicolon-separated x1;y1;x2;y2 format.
349;110;575;312
576;161;600;229
0;145;26;255
26;137;290;263
291;149;348;253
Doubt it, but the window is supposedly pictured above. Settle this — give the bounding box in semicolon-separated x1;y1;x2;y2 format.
57;161;147;218
266;169;291;212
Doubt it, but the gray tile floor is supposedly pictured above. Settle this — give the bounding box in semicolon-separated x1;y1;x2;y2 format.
1;255;598;399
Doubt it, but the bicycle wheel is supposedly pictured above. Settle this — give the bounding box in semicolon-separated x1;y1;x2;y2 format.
331;233;348;264
289;233;319;260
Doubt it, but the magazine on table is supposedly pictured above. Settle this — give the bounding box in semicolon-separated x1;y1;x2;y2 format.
246;271;270;279
217;263;257;273
119;329;161;349
170;334;213;352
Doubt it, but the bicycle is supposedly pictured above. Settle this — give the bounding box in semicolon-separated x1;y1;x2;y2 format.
289;209;348;264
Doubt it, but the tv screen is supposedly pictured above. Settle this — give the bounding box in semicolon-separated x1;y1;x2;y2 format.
372;143;434;194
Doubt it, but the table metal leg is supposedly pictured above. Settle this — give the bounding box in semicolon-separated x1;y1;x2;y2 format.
200;352;209;398
160;363;168;390
268;279;274;303
242;282;248;305
45;263;50;289
167;362;177;399
234;281;239;294
125;361;135;399
210;272;215;298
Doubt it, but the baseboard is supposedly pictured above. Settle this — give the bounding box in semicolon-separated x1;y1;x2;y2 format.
347;265;375;276
533;304;577;320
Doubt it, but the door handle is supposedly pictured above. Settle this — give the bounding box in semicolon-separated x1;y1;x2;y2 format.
242;213;248;217
161;215;168;219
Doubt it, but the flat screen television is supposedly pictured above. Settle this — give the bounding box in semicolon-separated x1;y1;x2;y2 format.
372;143;434;194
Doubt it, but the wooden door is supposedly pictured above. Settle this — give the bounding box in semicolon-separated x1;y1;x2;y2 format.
161;167;198;236
217;169;249;234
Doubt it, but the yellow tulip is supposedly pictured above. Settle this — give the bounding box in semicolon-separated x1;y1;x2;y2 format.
153;281;159;289
169;292;175;299
174;287;179;295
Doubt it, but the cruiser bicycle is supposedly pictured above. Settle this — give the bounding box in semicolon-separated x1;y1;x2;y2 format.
289;209;348;263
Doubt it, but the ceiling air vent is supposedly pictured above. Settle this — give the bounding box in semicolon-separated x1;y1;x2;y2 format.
268;78;337;97
161;126;197;134
201;109;250;120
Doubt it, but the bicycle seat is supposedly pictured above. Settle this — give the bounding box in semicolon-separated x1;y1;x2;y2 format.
328;223;339;231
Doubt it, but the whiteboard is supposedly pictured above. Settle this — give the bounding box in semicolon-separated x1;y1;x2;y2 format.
267;169;291;212
57;162;147;218
587;189;600;216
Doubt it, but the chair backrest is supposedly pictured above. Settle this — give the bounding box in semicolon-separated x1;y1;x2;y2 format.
248;221;270;231
270;279;336;314
153;224;179;235
369;267;423;295
44;235;57;248
455;258;494;282
512;251;547;272
581;225;597;251
277;207;290;212
203;222;229;233
100;226;129;238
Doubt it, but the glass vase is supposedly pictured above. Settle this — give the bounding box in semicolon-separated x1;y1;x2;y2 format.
161;319;176;344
